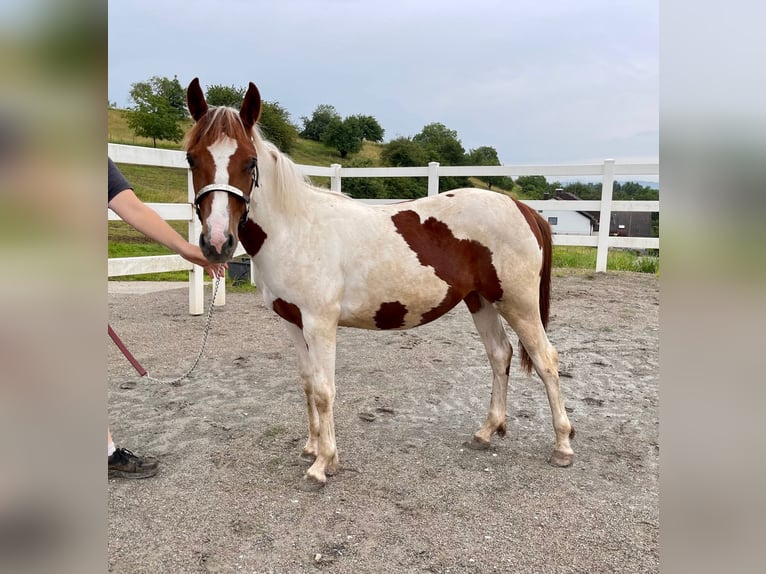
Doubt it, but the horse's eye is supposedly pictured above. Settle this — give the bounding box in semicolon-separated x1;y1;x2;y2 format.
186;153;195;168
247;157;257;172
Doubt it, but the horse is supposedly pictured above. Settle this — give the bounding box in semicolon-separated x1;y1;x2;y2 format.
184;78;574;489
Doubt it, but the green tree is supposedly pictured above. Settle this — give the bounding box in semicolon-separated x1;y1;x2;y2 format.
322;117;362;158
413;122;466;165
205;84;246;107
515;175;551;199
466;145;511;190
381;137;427;167
379;137;428;198
157;75;187;118
340;157;388;199
349;114;385;142
126;76;186;146
259;101;298;153
300;104;341;141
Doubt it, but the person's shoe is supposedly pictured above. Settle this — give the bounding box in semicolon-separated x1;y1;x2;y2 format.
108;447;159;479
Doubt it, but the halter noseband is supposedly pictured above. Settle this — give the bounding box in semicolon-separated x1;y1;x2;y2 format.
193;159;259;226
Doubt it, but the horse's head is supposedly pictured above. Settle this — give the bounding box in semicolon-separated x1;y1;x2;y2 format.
184;77;262;263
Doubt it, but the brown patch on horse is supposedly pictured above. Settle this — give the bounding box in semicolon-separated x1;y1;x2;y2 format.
512;198;544;249
463;291;482;314
374;301;408;330
239;219;267;256
392;210;503;325
272;298;303;329
511;200;553;374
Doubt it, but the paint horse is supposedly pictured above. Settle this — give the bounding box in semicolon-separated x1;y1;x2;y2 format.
184;78;574;489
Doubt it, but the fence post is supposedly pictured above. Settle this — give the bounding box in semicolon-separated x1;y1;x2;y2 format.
188;170;205;315
330;163;342;193
427;162;440;196
595;159;616;272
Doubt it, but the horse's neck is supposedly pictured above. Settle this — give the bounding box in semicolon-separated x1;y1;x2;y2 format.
255;142;333;220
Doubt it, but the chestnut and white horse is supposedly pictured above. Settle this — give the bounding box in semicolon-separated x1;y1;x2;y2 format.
184;78;574;489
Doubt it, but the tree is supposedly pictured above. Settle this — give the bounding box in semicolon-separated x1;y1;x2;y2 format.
339;158;388;199
379;137;428;198
381;137;427;167
322;117;362;158
300;104;340;141
412;122;466;165
412;123;468;191
126;76;186;146
349;114;384;142
515;175;551;199
156;75;187;118
466;146;509;190
259;101;298;153
205;84;246;107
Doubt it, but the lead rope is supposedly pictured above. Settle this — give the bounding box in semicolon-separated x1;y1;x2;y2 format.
143;274;223;386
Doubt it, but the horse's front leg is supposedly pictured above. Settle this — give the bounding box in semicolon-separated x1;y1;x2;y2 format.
284;323;319;463
294;316;340;490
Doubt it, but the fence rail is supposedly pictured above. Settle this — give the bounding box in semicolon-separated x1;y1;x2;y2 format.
108;143;659;314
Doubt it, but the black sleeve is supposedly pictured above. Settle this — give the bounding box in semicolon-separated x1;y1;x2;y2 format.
108;158;133;204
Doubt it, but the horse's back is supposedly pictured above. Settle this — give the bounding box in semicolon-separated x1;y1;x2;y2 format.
375;188;544;262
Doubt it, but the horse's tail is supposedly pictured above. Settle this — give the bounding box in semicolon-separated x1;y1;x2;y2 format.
515;201;553;375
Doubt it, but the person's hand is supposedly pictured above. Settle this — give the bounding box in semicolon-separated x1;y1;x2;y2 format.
180;243;227;279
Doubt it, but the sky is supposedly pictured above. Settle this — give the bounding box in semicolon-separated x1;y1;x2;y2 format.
108;0;658;166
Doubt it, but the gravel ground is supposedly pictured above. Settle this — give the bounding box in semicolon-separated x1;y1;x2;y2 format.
108;269;659;573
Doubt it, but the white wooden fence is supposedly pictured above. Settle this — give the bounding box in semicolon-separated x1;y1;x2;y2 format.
108;143;659;315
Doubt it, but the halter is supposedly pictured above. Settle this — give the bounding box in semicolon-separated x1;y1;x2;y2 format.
193;158;260;226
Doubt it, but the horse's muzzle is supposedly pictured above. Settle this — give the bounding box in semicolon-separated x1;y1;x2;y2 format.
199;232;237;263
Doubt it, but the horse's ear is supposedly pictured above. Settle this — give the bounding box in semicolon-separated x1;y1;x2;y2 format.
187;77;208;122
240;82;262;132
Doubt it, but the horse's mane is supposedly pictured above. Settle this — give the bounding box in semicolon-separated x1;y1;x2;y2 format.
184;106;346;215
250;124;349;215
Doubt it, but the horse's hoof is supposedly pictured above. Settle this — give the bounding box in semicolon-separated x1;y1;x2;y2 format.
549;450;574;467
299;452;317;465
298;474;326;492
464;436;491;450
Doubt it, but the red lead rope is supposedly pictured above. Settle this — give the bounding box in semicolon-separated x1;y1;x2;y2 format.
108;324;147;377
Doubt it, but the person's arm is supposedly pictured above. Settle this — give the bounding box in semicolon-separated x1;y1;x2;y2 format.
108;188;224;277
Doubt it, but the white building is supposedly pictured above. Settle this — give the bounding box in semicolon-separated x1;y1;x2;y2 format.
536;190;600;235
537;208;595;235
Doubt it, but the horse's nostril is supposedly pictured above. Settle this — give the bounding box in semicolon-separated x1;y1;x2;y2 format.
226;234;235;249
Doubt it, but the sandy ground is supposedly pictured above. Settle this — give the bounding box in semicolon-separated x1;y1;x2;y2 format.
108;269;659;573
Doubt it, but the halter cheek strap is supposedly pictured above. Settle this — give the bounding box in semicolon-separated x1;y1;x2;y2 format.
193;158;260;224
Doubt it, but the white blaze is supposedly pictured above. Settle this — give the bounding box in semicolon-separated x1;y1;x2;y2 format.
206;136;238;253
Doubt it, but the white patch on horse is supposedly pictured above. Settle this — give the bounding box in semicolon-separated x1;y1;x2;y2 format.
206;136;238;253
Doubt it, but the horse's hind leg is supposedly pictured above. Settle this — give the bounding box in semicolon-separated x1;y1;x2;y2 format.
465;295;513;450
503;309;574;466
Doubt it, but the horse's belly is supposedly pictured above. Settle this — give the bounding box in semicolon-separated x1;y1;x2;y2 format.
338;265;456;330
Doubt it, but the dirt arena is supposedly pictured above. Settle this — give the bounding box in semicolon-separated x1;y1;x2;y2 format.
108;269;658;573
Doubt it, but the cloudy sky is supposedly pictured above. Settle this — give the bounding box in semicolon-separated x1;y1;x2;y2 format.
108;0;658;165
